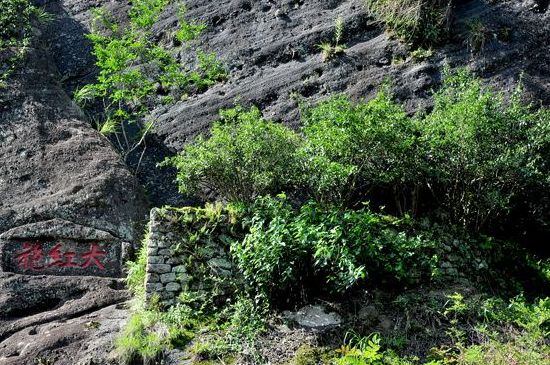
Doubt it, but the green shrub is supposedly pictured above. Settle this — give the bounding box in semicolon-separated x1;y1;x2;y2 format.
365;0;453;46
129;0;170;29
232;195;438;298
300;90;420;209
166;106;303;202
175;3;206;43
169;69;549;231
419;69;547;230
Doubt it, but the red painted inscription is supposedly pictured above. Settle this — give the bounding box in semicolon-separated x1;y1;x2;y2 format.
15;242;107;271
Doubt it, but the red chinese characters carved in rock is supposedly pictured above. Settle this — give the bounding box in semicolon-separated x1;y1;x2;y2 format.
15;241;107;271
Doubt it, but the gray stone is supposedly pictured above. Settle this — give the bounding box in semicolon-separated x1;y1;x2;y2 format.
160;272;176;283
284;305;342;330
172;265;187;273
148;256;165;264
208;257;233;271
146;273;160;283
146;282;163;292
158;248;173;255
148;264;171;274
157;240;172;249
165;282;181;292
167;257;182;265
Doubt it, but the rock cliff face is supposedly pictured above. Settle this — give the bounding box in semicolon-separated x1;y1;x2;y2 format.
0;0;548;363
0;1;147;363
151;0;550;150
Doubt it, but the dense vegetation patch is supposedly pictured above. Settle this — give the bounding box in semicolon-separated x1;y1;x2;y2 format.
120;199;550;363
123;69;548;363
167;69;550;234
75;0;227;167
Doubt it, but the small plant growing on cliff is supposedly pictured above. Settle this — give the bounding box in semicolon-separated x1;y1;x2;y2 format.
74;0;227;172
319;16;347;61
0;0;53;84
366;0;453;46
465;18;487;54
175;3;206;43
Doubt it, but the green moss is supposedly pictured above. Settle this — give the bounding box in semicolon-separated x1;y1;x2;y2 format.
291;344;334;365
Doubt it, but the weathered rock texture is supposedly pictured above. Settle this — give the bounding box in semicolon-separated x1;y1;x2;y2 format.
0;0;549;363
150;0;550;151
145;207;238;308
0;1;147;362
0;43;147;241
0;272;130;364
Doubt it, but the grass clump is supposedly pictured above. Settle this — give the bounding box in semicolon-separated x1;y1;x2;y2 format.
319;16;347;61
365;0;453;46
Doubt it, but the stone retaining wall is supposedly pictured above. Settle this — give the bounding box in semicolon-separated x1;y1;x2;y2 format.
144;207;239;308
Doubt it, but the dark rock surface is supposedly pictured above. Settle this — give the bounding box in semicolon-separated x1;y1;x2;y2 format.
0;41;147;240
150;0;550;151
0;272;130;364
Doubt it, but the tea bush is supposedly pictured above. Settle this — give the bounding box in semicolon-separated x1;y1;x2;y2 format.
420;69;549;230
171;69;549;231
300;89;420;208
166;106;303;202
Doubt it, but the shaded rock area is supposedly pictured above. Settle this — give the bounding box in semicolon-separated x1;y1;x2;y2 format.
0;273;130;364
0;42;147;241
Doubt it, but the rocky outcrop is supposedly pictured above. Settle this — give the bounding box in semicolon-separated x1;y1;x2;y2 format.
0;42;147;240
0;0;548;363
0;272;130;364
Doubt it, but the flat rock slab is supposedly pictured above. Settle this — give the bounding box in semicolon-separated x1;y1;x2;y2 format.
284;305;342;330
0;219;128;277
